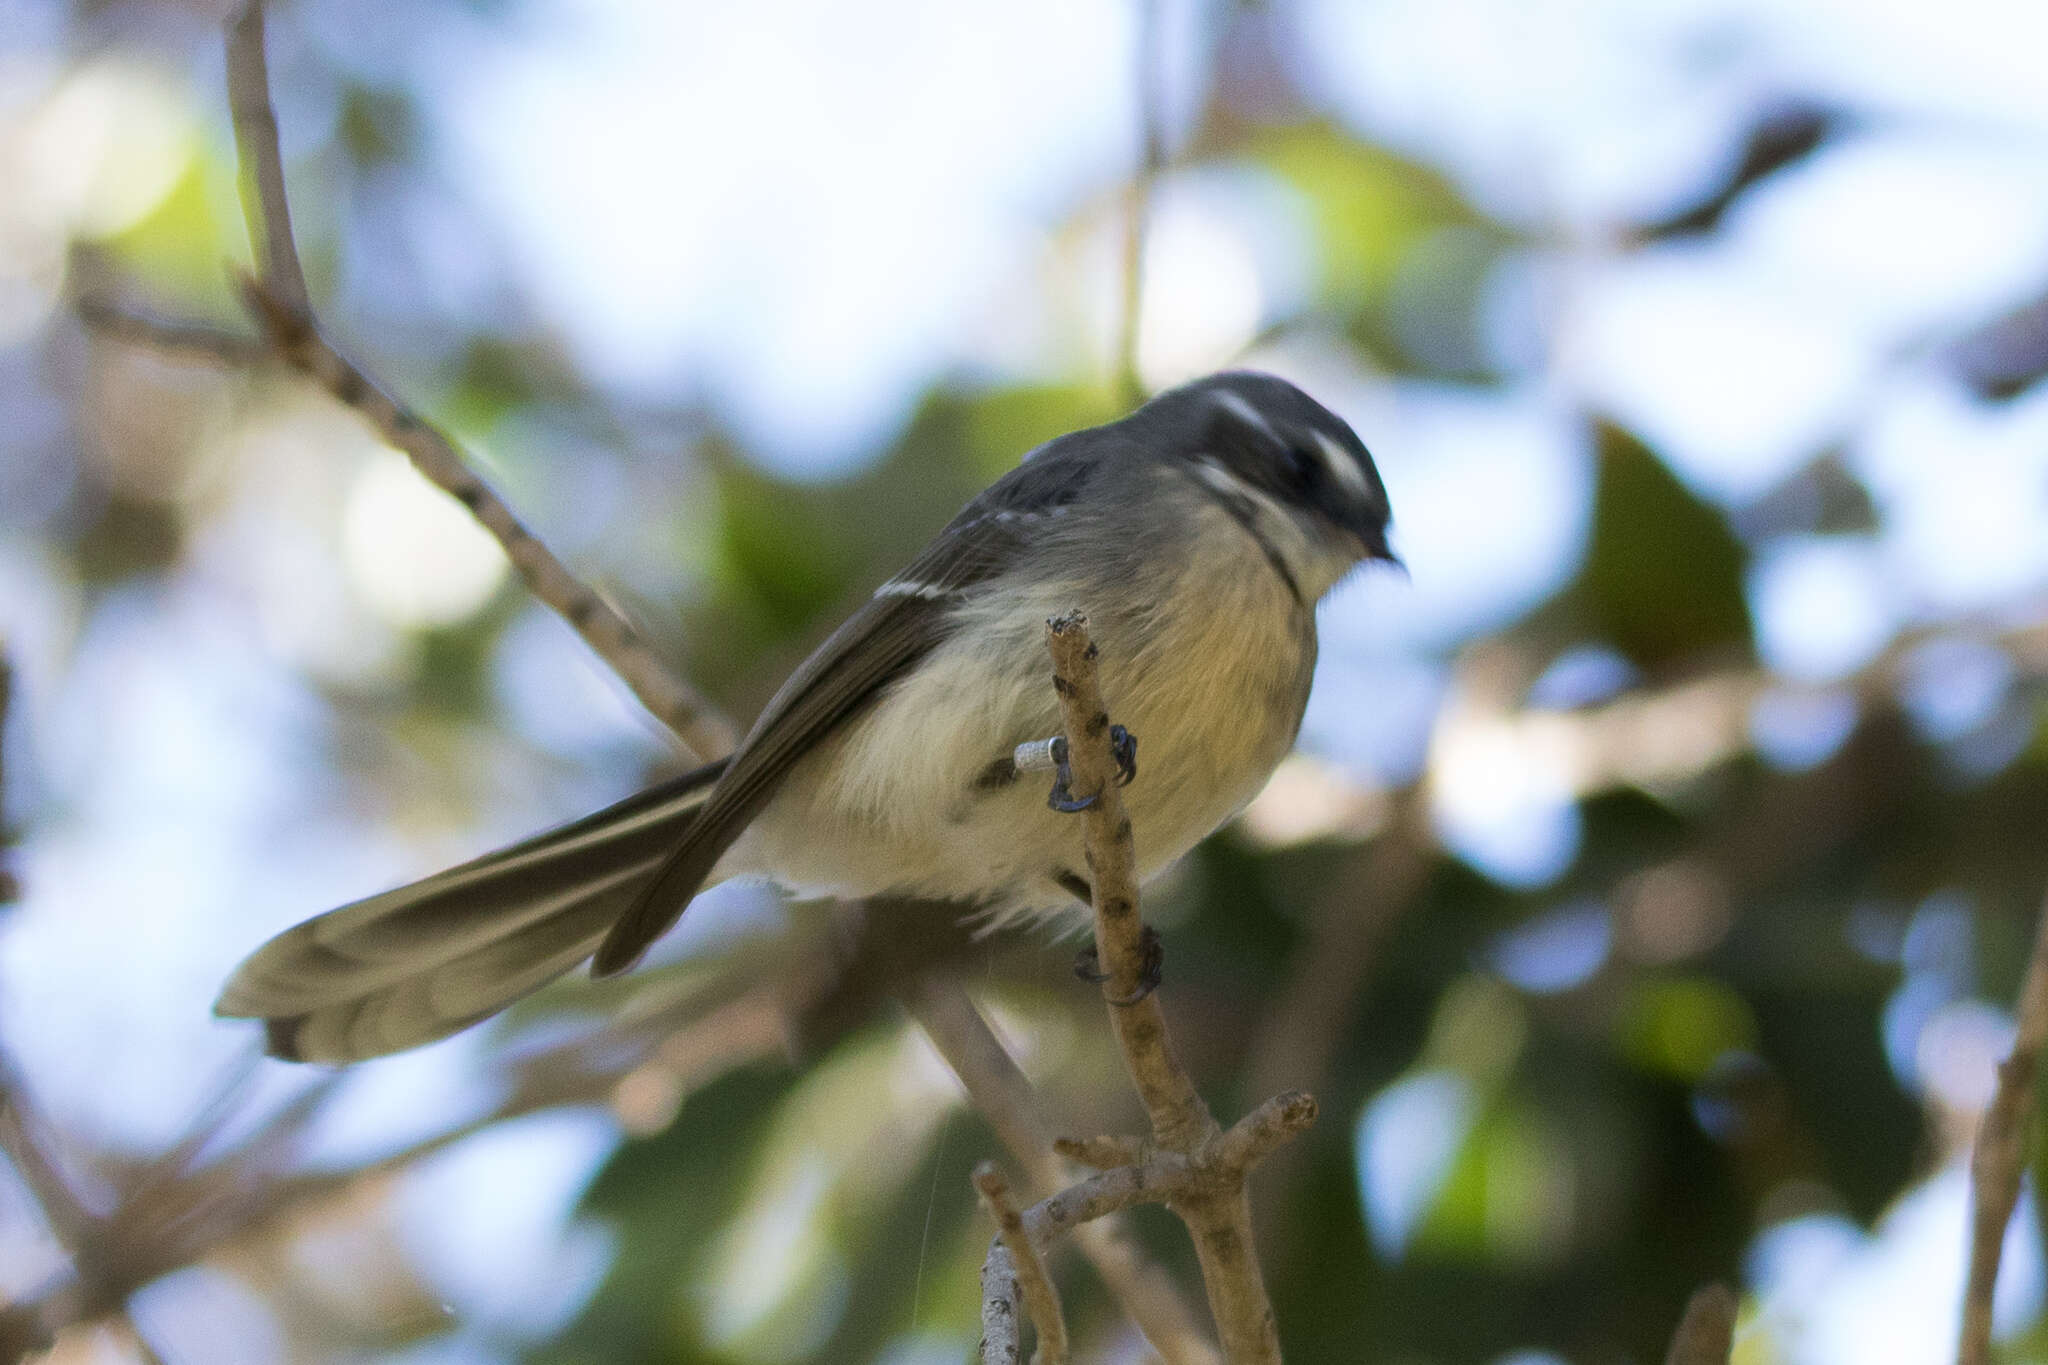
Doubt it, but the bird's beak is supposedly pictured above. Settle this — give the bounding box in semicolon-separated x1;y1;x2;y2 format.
1364;525;1404;574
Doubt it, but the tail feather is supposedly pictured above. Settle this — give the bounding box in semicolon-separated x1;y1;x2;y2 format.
218;759;727;1063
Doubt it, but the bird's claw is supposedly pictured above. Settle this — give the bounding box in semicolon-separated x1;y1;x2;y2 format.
1071;926;1164;1006
1045;726;1138;811
1044;737;1097;812
1110;724;1137;786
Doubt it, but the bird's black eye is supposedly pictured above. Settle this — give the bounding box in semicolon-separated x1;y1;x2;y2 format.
1283;445;1319;488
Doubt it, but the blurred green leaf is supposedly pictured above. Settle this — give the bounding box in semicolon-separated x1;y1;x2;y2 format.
1617;976;1758;1081
338;82;419;166
1581;421;1753;671
1253;122;1483;303
99;149;242;312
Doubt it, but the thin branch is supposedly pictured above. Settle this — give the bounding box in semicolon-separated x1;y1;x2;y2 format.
903;976;1059;1182
215;2;737;761
0;971;810;1360
974;1163;1068;1365
1663;1283;1737;1365
74;298;268;368
0;1047;97;1248
1114;0;1165;406
1959;884;2048;1365
225;2;309;317
1209;1092;1319;1176
1046;614;1211;1149
1053;1134;1145;1171
1041;612;1305;1364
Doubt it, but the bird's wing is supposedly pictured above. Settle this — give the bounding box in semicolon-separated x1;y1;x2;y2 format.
590;440;1105;974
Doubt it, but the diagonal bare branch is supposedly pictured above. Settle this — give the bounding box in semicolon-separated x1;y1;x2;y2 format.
74;298;268;368
217;2;737;761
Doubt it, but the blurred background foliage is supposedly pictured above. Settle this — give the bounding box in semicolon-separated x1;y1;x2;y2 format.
3;0;2048;1362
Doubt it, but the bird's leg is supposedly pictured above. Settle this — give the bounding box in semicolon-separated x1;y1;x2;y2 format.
1044;736;1096;813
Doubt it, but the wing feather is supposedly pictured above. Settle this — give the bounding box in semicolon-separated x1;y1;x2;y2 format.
590;442;1105;974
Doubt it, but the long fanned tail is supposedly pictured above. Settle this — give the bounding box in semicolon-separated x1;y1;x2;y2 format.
215;759;728;1063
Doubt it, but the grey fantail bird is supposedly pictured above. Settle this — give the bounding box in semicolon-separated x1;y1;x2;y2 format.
216;371;1398;1063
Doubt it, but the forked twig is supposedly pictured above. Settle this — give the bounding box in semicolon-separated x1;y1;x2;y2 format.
904;976;1218;1363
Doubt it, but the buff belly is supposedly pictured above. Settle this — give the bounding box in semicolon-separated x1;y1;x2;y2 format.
715;498;1319;925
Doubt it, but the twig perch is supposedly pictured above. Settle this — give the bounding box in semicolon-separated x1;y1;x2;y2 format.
1045;614;1210;1148
1958;884;2048;1365
225;2;310;319
972;613;1313;1364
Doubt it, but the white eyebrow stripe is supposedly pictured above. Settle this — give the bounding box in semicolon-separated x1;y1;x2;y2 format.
1314;430;1371;498
1211;389;1280;444
875;580;961;600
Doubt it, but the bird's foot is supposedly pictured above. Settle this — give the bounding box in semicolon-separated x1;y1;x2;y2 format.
1044;725;1138;811
1110;724;1137;786
1071;925;1164;1005
1045;736;1095;812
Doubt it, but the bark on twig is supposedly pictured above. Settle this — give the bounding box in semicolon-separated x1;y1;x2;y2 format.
225;2;309;320
1958;885;2048;1365
1662;1283;1737;1365
1054;1134;1146;1171
1045;614;1210;1149
975;1163;1069;1365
